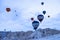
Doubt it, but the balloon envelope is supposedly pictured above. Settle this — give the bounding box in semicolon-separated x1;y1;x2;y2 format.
6;8;11;12
31;17;34;21
43;10;46;15
41;2;44;5
48;15;50;18
37;14;44;22
32;21;39;30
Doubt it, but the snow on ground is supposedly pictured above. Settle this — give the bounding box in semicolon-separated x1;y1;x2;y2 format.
25;28;60;40
28;33;60;40
0;28;60;40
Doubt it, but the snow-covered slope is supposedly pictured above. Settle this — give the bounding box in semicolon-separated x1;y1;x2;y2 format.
28;34;60;40
26;28;60;40
0;28;60;40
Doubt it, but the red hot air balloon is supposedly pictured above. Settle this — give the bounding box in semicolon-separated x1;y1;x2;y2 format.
37;14;44;22
6;8;11;12
31;17;34;21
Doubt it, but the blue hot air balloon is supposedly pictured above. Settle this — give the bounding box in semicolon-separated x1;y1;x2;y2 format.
32;21;39;30
37;14;44;22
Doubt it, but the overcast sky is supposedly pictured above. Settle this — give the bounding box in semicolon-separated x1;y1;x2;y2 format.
0;0;60;32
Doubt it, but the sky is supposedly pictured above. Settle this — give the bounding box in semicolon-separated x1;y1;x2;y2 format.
0;0;60;32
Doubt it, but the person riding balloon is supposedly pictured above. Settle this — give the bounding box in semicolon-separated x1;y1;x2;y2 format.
32;21;39;30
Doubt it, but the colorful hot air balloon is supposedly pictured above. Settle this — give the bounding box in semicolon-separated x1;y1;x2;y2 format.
37;14;44;22
32;21;39;30
6;8;11;12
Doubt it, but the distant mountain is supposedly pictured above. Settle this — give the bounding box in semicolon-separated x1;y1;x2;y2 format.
0;28;60;40
38;28;60;36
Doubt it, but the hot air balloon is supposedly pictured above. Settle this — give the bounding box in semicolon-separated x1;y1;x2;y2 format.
48;15;50;18
31;17;34;21
32;21;39;30
37;14;44;22
6;8;11;12
41;2;44;5
42;10;46;15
